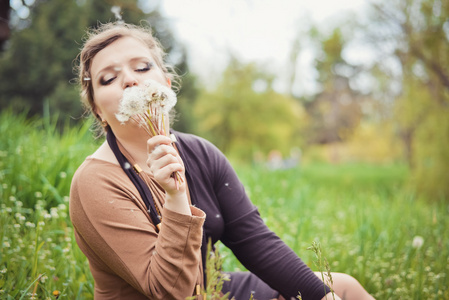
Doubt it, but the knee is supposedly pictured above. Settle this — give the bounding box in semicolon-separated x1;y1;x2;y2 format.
323;272;375;300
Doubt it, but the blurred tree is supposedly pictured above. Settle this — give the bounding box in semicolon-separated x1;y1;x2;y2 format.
367;0;449;198
0;0;197;131
0;0;10;50
304;28;364;147
193;57;306;161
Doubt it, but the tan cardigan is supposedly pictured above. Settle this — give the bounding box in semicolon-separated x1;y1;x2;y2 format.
69;157;206;299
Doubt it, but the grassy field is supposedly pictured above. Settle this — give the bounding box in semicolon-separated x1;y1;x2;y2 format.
0;112;448;299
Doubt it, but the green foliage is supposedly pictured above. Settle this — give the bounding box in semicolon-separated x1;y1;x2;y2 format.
0;109;98;209
194;58;306;161
0;0;196;131
0;113;447;299
366;0;449;199
229;162;448;299
400;89;449;199
304;27;363;145
187;240;230;300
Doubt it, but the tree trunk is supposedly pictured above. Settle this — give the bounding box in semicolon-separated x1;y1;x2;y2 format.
0;0;10;50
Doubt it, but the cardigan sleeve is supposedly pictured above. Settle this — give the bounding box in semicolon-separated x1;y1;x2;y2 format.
204;143;331;300
69;159;205;300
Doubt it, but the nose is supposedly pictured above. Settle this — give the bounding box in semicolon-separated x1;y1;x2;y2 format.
122;68;138;89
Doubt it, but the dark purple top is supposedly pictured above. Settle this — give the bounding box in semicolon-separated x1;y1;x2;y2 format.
174;131;331;300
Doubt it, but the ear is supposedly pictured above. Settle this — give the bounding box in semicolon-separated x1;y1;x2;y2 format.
166;77;172;87
94;106;103;121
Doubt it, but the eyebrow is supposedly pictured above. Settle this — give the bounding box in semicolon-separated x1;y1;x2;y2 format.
94;56;152;81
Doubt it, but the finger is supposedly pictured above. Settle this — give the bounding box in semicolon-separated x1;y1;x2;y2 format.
148;151;183;173
148;145;178;162
147;135;172;153
152;163;185;187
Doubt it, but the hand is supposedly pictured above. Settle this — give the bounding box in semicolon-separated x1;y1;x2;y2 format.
147;135;191;216
147;135;185;194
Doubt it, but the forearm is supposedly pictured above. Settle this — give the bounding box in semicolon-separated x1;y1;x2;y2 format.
321;293;342;300
164;191;191;216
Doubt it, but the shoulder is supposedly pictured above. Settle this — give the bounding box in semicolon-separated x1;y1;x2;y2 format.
172;131;225;163
70;158;132;207
71;157;121;188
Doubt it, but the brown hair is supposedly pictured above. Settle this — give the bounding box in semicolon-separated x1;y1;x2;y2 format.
76;22;179;133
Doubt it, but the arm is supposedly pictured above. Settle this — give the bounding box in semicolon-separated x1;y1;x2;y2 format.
207;145;331;299
69;160;204;299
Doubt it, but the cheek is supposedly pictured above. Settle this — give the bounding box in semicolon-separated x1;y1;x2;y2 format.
94;88;122;117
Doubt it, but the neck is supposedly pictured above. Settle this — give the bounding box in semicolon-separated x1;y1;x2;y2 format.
113;127;152;172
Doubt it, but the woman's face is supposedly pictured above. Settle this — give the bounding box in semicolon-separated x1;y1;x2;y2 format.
90;36;169;134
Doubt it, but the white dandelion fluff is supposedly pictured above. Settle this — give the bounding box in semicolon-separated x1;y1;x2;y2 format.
412;236;424;249
114;79;182;188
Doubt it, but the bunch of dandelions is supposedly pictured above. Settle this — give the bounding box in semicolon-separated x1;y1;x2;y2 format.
115;79;183;187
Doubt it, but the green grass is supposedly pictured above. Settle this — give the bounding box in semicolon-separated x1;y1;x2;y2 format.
0;111;448;299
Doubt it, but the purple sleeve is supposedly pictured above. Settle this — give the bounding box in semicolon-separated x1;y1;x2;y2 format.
210;146;331;300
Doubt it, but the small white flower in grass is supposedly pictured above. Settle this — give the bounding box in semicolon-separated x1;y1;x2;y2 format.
412;236;424;249
25;222;35;228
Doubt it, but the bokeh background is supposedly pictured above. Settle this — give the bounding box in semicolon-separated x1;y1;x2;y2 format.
1;0;448;198
0;0;448;299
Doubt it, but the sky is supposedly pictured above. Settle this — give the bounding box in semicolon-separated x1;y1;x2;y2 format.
155;0;371;95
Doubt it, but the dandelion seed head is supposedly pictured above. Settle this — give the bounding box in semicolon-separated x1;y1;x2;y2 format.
412;236;424;249
116;87;146;123
111;6;122;21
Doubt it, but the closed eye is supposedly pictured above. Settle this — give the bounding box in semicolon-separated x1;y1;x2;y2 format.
136;62;152;72
100;76;116;86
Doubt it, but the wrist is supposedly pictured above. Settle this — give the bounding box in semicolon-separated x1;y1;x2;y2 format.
164;191;191;216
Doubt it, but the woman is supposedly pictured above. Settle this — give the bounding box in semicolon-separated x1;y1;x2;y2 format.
70;22;374;300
